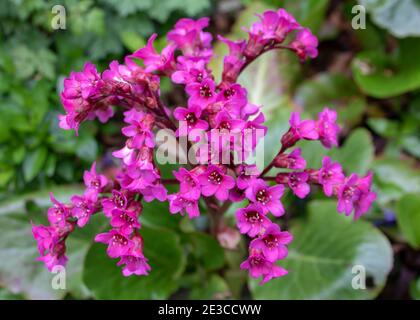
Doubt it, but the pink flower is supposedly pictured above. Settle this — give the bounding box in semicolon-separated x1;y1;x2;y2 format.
83;162;108;201
101;190;128;217
95;230;133;258
198;165;235;201
32;224;58;255
290;28;318;60
185;78;217;107
218;36;246;83
173;105;208;137
281;112;318;148
140;183;168;202
240;252;288;284
250;223;292;261
132;34;176;74
236;164;260;190
110;209;141;235
47;193;70;228
117;255;151;276
287;172;310;199
121;110;155;148
70;195;97;227
273;148;306;169
168;193;200;219
236;203;271;237
173;167;201;200
167;17;212;57
59;62;106;132
316;108;340;149
318;156;345;196
245;180;285;216
337;172;377;219
171;57;209;84
38;252;68;272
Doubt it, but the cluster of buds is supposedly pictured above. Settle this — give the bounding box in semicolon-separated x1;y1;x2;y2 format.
32;9;376;284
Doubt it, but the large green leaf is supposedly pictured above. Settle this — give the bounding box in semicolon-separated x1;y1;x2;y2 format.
352;38;420;98
22;147;48;182
250;200;393;299
186;232;225;271
396;194;420;249
83;225;186;299
360;0;420;38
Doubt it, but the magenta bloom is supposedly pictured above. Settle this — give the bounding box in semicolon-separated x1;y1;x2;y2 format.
83;162;108;201
173;167;201;200
171;57;209;84
236;203;271;237
173;105;209;137
185;78;217;107
198;165;235;201
121;110;155;148
318;156;345;196
38;252;68;272
274;148;306;169
290;28;318;60
47;193;70;228
168;193;200;219
316;108;340;149
101;190;128;217
236;164;260;190
70;195;96;227
281;112;319;149
287;172;310;199
95;230;133;258
32;224;58;255
59;62;109;132
110;209;141;235
337;172;377;219
250;223;292;262
118;255;151;276
167;17;212;57
245;180;285;216
132;34;176;74
240;252;288;284
218;36;246;83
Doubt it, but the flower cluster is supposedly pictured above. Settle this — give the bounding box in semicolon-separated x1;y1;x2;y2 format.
32;163;106;270
32;9;376;284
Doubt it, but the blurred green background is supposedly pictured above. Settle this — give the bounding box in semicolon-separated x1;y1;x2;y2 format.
0;0;419;300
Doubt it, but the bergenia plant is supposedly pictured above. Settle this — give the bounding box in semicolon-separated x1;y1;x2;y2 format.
32;8;376;285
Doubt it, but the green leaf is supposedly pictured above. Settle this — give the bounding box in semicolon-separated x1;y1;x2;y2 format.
187;232;225;271
75;135;98;162
372;158;420;203
360;0;420;38
250;200;393;299
396;193;420;249
300;128;374;175
83;226;186;299
294;73;366;127
352;38;420;98
189;274;230;299
329;128;374;175
410;277;420;300
22;147;48;182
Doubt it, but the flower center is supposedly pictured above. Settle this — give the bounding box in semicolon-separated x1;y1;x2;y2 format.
263;234;278;248
224;88;236;99
246;211;262;223
288;173;301;187
112;234;128;246
199;84;213;98
256;189;270;204
113;193;126;208
185;112;197;126
119;212;135;224
208;170;223;185
219;121;231;130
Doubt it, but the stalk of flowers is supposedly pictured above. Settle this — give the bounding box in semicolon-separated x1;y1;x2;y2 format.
31;8;377;284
